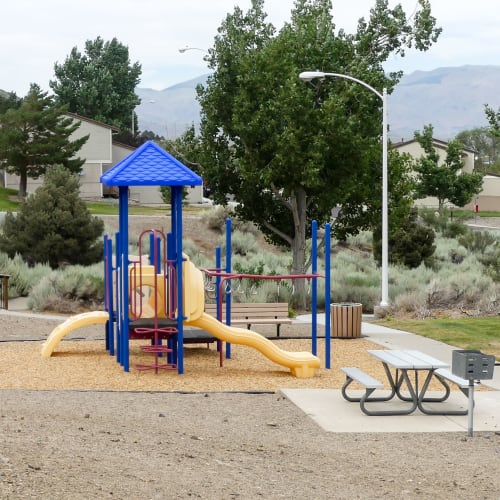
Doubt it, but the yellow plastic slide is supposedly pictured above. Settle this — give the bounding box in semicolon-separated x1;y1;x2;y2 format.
41;311;109;358
181;257;320;378
186;313;320;378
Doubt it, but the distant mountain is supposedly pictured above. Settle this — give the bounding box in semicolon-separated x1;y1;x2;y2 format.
4;66;497;141
136;65;500;141
388;65;500;141
136;75;208;139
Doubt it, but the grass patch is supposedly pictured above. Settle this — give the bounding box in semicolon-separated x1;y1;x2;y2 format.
374;317;500;359
0;189;208;216
0;187;20;211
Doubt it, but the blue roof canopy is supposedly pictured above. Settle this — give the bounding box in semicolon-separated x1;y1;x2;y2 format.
100;140;202;187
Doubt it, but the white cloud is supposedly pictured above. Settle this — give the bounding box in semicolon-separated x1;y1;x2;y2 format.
1;0;499;95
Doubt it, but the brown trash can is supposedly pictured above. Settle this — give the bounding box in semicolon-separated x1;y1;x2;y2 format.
331;303;362;338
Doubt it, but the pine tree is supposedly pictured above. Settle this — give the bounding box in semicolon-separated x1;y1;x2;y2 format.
0;165;104;269
0;84;88;197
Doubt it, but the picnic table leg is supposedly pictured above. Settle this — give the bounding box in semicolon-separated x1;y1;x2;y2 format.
417;371;468;416
341;378;395;403
359;370;418;416
342;369;419;416
419;370;451;402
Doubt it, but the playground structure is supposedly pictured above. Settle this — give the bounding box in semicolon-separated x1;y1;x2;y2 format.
41;140;332;377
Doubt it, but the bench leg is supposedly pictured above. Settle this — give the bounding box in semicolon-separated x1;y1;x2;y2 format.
417;372;469;416
342;372;420;416
341;377;395;403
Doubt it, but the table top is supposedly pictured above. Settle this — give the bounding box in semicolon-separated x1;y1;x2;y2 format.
367;349;449;370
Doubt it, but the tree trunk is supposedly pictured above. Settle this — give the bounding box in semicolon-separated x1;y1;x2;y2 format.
289;188;308;311
18;172;28;198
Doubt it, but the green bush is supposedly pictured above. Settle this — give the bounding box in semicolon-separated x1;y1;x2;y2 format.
458;230;497;255
28;263;104;312
0;252;52;298
230;230;258;256
201;205;234;232
373;209;436;269
0;165;104;268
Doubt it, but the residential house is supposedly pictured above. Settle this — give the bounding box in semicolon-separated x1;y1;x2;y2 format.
2;113;203;204
391;137;495;210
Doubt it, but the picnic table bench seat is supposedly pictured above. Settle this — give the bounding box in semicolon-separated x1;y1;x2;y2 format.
434;368;471;397
204;302;292;337
341;367;384;399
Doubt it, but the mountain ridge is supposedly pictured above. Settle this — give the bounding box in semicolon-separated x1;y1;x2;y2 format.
136;65;500;141
3;66;499;141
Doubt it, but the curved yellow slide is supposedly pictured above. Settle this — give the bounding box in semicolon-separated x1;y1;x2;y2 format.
186;313;320;378
41;311;109;358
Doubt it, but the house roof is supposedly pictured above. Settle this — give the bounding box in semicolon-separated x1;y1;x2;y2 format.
100;140;202;187
66;112;120;132
392;137;476;154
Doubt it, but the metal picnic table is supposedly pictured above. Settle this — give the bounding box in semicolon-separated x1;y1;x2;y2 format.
342;349;469;416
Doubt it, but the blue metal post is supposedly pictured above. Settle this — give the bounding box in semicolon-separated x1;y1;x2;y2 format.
118;186;130;371
172;186;184;374
311;220;318;357
104;235;114;355
215;246;221;319
324;223;331;369
225;218;232;359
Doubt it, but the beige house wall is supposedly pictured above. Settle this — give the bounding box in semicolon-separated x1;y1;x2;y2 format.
393;138;476;209
464;175;500;212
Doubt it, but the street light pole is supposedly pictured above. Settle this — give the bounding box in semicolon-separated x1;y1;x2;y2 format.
299;71;389;307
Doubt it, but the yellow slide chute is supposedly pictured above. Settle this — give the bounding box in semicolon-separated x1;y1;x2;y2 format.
186;313;319;378
182;259;320;378
41;311;109;358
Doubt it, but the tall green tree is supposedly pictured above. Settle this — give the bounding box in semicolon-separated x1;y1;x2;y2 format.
0;90;21;114
197;0;440;307
50;37;141;135
485;105;500;137
413;124;483;211
372;148;436;269
0;84;88;198
159;125;203;203
455;127;500;174
0;165;104;269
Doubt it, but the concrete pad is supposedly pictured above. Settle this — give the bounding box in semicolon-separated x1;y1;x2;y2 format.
281;388;500;433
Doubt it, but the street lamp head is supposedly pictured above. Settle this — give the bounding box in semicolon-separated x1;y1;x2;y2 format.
178;46;208;54
299;71;326;81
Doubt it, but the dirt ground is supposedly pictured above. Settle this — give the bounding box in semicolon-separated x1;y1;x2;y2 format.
1;312;500;499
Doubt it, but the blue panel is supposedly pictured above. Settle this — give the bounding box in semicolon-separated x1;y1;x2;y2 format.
101;140;202;187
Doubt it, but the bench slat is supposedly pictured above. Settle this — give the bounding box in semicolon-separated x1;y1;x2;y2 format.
204;302;290;337
341;367;384;389
231;318;293;325
435;368;470;388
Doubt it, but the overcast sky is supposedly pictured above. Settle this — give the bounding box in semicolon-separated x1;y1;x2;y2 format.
2;0;499;96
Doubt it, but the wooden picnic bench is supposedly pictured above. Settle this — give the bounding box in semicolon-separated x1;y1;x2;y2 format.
204;302;292;337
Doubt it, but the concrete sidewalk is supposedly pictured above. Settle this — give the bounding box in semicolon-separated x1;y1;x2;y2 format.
286;314;500;433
